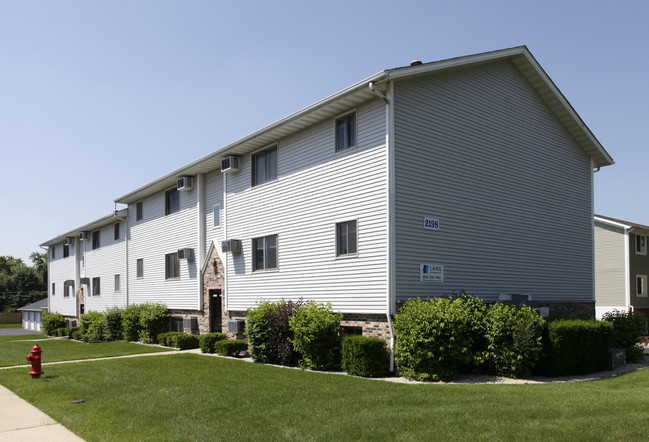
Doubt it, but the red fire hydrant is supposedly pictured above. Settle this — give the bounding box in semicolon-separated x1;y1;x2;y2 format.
26;344;44;379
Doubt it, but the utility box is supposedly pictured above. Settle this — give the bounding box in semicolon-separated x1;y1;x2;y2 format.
608;348;626;370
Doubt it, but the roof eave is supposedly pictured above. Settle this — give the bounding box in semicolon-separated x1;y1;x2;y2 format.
40;209;128;247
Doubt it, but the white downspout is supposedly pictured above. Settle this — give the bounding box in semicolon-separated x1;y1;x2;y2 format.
223;171;228;314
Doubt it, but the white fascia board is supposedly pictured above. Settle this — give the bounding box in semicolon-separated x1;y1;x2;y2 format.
594;216;632;230
40;209;128;247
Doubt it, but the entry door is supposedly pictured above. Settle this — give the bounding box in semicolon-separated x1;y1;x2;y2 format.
209;289;222;333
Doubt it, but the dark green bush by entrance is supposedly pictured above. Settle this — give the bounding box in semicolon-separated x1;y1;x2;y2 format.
602;310;646;363
198;333;227;353
137;303;169;344
342;336;389;377
214;339;248;356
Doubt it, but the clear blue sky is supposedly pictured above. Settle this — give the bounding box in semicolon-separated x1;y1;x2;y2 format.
1;0;647;264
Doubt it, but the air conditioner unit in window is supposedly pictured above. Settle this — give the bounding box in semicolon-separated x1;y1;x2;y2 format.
220;156;240;173
79;232;90;241
64;237;73;246
228;320;245;334
177;248;195;260
177;176;193;191
222;239;242;253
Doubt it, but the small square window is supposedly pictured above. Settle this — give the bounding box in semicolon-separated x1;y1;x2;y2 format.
136;201;143;221
165;253;180;279
115;274;121;292
252;146;278;187
252;235;278;271
92;231;100;250
92;277;101;296
335;112;356;152
636;235;647;255
637;275;648;297
137;258;144;278
336;220;357;256
114;223;120;241
165;188;180;215
213;204;221;227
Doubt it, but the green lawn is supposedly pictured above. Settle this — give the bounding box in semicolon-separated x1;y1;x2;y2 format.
0;323;22;329
0;336;171;367
1;354;649;441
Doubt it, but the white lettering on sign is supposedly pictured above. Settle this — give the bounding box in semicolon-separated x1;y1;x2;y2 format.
423;217;440;230
420;264;444;282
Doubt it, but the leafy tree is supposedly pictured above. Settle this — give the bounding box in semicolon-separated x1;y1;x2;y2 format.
0;253;47;312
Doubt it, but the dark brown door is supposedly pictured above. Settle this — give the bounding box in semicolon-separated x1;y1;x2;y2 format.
209;289;222;333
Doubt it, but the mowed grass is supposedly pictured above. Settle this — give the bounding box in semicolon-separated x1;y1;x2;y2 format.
0;323;22;329
0;335;171;367
2;354;649;441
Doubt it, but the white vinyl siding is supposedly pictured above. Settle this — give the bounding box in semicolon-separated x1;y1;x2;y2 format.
594;221;628;308
204;169;225;255
393;60;594;303
224;98;388;314
49;242;77;316
84;222;127;312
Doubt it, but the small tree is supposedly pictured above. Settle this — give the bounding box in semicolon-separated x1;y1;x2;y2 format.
289;302;343;371
42;311;66;336
138;303;169;344
122;304;145;341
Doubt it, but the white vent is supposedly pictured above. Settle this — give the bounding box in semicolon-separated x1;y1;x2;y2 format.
221;239;242;253
64;237;73;246
177;248;195;260
177;176;193;191
221;156;240;173
79;232;90;241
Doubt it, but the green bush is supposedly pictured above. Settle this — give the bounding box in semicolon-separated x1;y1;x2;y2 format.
105;306;123;341
342;336;389;377
198;333;227;353
541;319;613;376
289;301;343;371
64;327;79;338
53;327;67;337
121;304;145;341
71;330;82;341
602;310;646;363
137;303;170;344
214;339;248;356
80;311;108;342
393;295;485;382
42;312;66;336
173;333;199;350
157;332;184;347
246;299;304;365
477;303;545;378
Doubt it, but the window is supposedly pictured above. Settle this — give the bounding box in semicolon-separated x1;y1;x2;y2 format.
165;252;180;279
92;230;100;250
51;246;55;259
63;243;69;258
115;274;121;292
92;277;101;296
136;201;143;221
165;188;180;215
636;235;647;255
213;204;221;227
336;220;357;256
114;222;120;240
637;275;648;297
63;280;73;297
252;146;277;187
335;112;356;152
252;235;278;271
52;283;55;295
136;258;144;278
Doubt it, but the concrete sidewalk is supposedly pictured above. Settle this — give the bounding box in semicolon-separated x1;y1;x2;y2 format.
0;384;84;441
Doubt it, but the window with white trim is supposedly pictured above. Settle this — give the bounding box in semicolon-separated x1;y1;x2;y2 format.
165;188;180;215
165;253;180;279
252;235;278;271
51;246;55;259
92;277;101;296
336;220;357;257
637;275;648;297
252;146;278;187
92;230;100;250
335;112;356;152
213;204;221;227
63;243;69;258
136;258;144;278
115;274;121;292
52;283;55;295
636;235;647;255
114;222;120;240
136;201;143;221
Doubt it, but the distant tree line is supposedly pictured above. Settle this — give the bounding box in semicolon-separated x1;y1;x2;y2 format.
0;252;47;312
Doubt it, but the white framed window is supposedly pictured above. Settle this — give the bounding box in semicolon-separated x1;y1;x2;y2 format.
92;277;101;296
136;201;143;221
336;220;357;257
637;275;648;297
114;222;120;240
92;230;100;250
252;235;278;271
636;235;647;255
213;204;221;228
252;146;278;187
115;274;121;292
136;258;144;278
51;246;55;259
52;283;55;296
335;112;356;152
63;243;69;258
165;188;180;215
165;252;180;279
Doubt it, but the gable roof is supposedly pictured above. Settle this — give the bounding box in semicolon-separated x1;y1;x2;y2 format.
595;214;649;233
114;46;613;204
18;298;48;312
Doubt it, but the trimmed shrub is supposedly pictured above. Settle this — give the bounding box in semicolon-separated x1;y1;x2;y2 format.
80;311;108;342
42;312;66;336
541;319;613;376
173;333;199;350
477;303;545;378
393;295;485;382
214;339;248;356
122;304;145;341
289;301;343;371
198;333;227;353
602;310;646;363
64;327;79;338
138;303;170;344
71;330;82;341
53;327;67;337
157;332;184;347
247;299;304;365
105;306;123;341
342;336;390;377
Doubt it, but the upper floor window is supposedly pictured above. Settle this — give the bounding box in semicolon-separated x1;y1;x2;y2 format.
335;112;356;152
92;277;101;296
165;252;180;279
51;283;55;295
51;247;55;259
115;274;121;292
63;243;69;258
165;188;180;215
252;146;277;187
114;222;120;240
336;220;357;257
92;230;100;250
636;235;647;255
252;234;278;271
213;204;221;227
637;275;648;297
137;258;144;278
136;201;143;221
